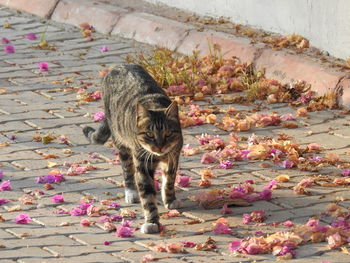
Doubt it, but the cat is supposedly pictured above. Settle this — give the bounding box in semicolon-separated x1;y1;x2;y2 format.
83;64;183;234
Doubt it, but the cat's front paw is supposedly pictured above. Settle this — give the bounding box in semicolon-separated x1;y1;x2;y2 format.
165;199;183;210
125;189;140;204
140;223;159;234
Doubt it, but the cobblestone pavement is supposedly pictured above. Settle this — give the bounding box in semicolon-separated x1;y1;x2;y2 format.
1;6;350;263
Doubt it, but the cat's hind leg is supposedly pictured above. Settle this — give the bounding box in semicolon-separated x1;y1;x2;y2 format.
83;119;111;144
118;145;139;204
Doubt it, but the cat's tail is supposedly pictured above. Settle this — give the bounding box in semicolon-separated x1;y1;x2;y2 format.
83;119;111;144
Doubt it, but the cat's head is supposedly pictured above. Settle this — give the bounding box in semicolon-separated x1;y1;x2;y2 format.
136;101;182;156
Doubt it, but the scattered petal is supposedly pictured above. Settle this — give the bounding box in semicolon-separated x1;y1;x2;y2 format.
4;45;15;53
38;62;49;71
15;213;31;224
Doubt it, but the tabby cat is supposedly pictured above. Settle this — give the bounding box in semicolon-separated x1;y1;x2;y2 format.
83;64;183;234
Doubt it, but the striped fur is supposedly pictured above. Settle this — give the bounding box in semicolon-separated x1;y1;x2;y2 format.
83;64;183;233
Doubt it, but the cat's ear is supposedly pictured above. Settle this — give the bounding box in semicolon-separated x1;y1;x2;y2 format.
165;101;179;119
137;103;150;121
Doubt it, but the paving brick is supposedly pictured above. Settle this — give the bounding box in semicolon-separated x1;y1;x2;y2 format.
0;247;53;260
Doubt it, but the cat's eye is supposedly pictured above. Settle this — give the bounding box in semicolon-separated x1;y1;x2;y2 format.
164;130;172;137
146;132;154;138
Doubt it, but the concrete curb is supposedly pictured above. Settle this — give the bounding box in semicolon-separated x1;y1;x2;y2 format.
1;0;350;107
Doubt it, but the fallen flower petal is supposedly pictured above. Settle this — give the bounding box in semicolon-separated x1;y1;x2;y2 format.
4;45;15;53
0;180;11;191
283;220;294;227
228;240;241;252
175;175;191;187
93;111;105;121
141;254;156;262
51;195;64;203
0;199;9;205
38;62;49;71
1;37;10;44
180;241;196;248
15;213;31;224
327;232;344;249
80;218;91;227
213;222;233;235
100;46;109;52
115;225;135;237
342;169;350;177
221;204;233;215
25;33;37;40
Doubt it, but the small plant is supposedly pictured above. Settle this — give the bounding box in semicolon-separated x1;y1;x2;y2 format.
31;25;56;51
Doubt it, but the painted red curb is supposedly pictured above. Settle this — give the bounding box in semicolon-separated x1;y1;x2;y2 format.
111;12;193;51
177;30;263;64
337;77;350;108
51;0;127;35
255;49;347;96
0;0;59;18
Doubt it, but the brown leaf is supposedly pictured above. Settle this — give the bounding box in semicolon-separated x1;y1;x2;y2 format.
201;197;250;209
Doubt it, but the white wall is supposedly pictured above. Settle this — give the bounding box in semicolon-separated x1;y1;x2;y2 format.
145;0;350;60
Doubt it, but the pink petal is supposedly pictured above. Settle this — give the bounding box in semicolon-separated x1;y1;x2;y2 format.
51;195;64;203
15;213;31;224
25;33;37;40
4;45;15;53
38;62;49;71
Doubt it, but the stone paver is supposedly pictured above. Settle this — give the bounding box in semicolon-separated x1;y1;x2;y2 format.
0;4;350;263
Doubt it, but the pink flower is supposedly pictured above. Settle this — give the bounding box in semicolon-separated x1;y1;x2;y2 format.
219;160;234;169
91;90;102;100
25;33;37;40
263;179;278;190
245;243;261;255
306;218;319;227
280;113;295;121
51;195;64;203
70;208;84;216
142;255;156;262
93;111;105;121
220;204;233;215
0;180;11;191
103;241;111;245
259;189;272;200
116;221;135;238
200;152;217;164
80;218;91;227
4;45;15;53
280;160;294;169
100;46;109;52
228;240;241;252
38;62;49;71
212;223;233;235
242;214;251;224
327;232;343;249
342;169;350;177
0;199;9;205
175;175;191;187
1;37;10;44
180;241;196;248
283;220;294;227
15;213;31;224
